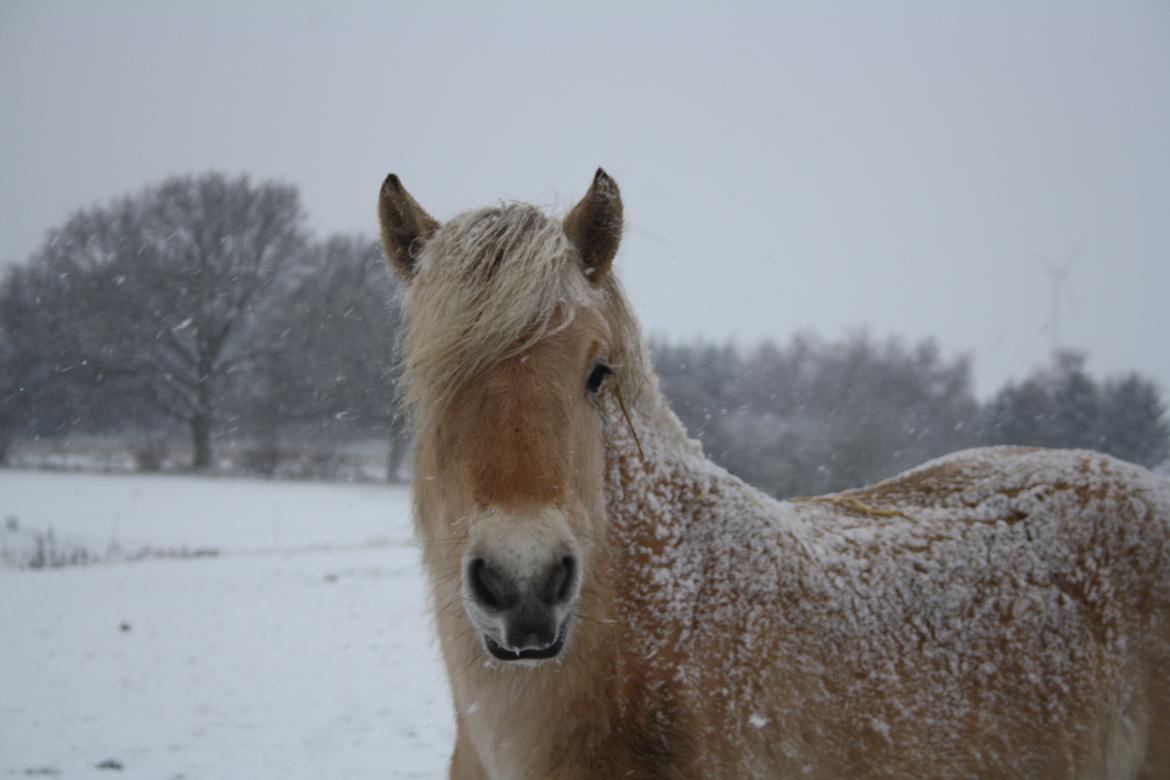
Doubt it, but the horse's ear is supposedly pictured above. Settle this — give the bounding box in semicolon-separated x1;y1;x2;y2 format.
378;173;440;281
564;168;622;284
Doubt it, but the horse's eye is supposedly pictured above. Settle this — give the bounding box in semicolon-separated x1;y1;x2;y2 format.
586;362;612;395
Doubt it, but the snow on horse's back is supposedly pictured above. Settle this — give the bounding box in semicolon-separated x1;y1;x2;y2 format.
377;169;1170;779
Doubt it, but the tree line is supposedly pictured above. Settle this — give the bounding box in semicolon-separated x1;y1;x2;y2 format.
656;339;1168;497
1;172;1167;493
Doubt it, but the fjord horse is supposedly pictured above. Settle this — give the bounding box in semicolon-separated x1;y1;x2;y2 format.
378;169;1170;779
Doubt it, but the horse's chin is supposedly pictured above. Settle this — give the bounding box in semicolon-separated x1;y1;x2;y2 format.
481;619;571;666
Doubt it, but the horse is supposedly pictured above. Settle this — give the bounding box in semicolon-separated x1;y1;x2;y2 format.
377;169;1170;779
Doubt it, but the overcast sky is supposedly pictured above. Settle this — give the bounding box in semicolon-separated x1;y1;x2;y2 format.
2;0;1168;397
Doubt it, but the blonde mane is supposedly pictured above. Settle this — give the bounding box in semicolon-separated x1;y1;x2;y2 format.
400;203;652;432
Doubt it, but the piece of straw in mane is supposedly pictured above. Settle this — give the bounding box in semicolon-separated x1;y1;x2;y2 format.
400;202;650;431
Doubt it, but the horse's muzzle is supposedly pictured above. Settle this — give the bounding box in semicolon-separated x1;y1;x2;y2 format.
465;552;577;662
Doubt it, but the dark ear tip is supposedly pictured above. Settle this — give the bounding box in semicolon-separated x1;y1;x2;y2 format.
381;173;402;197
591;168;619;197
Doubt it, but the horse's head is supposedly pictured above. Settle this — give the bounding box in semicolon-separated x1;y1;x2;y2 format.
380;170;636;665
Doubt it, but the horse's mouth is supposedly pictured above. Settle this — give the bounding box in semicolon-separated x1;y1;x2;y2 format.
482;621;569;662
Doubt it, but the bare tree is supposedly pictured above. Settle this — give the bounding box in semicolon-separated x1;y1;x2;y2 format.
251;235;408;480
26;172;307;468
0;234;127;449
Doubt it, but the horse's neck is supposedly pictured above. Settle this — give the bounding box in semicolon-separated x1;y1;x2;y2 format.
593;387;786;769
599;385;749;629
601;384;727;537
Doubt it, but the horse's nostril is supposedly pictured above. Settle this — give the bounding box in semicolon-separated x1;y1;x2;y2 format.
468;557;506;611
558;555;577;602
545;554;578;605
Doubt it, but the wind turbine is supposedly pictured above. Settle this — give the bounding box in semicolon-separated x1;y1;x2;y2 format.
1037;244;1082;356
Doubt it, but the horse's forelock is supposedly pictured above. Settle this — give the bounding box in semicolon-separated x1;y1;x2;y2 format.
400;203;651;430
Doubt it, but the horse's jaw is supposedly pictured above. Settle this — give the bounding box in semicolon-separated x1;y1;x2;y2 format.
447;606;621;779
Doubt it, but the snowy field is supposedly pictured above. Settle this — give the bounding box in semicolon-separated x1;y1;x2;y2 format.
0;470;453;779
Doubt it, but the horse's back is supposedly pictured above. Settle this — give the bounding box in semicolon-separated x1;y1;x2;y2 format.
851;445;1170;613
780;446;1170;779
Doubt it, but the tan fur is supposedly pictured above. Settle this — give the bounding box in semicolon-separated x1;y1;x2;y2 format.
383;173;1170;779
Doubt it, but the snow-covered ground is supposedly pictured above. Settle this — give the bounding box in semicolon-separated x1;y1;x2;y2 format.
0;470;453;779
